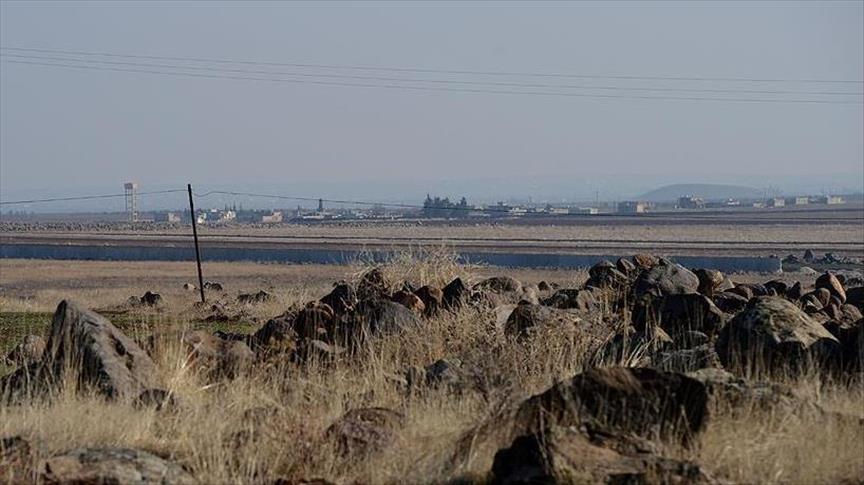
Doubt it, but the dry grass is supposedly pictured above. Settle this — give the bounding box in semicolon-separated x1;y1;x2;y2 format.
1;255;862;484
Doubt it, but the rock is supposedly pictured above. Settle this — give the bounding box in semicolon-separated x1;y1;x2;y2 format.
799;266;818;275
474;276;522;294
807;288;832;308
183;331;254;379
764;280;789;297
390;291;426;314
29;301;161;400
686;368;803;414
824;318;864;372
586;260;629;289
632;293;725;339
514;367;710;446
713;292;750;314
536;281;553;292
616;257;637;276
816;272;847;304
350;298;422;339
139;291;162;307
4;335;45;367
412;358;481;394
633;260;699;298
716;296;840;372
1;436;33;483
787;281;803;301
203;281;223;291
252;315;296;353
491;425;715;485
325;408;405;457
357;268;390;299
504;303;582;338
695;269;725;297
40;448;196;485
541;287;603;312
320;282;357;316
804;249;815;262
292;305;338;342
442;277;470;310
237;290;273;305
846;287;864;311
632;253;659;270
182;283;197;292
413;285;443;316
727;285;753;300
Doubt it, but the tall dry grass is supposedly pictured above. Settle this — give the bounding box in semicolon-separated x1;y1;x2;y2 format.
1;254;862;484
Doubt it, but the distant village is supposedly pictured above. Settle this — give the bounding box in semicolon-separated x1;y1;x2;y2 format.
143;192;847;225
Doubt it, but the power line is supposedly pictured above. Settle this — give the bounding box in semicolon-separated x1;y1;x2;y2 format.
3;45;862;84
3;52;861;97
4;59;862;105
0;189;186;206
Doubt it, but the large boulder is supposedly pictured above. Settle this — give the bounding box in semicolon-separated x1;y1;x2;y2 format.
491;425;714;485
632;253;660;271
633;260;699;298
713;292;749;314
585;260;629;290
413;285;443;316
357;268;390;299
390;291;426;314
514;367;710;446
13;301;163;401
40;448;196;485
474;276;522;294
632;293;725;339
846;286;864;311
320;282;357;316
716;297;840;372
351;298;422;338
237;290;273;305
824;318;864;372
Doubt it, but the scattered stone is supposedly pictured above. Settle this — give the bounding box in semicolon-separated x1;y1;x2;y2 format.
504;302;582;338
716;296;840;372
357;268;390;299
325;407;405;457
182;283;197;292
183;331;254;379
133;388;180;412
442;277;470;310
237;290;274;305
713;292;749;314
541;287;603;312
586;260;629;289
474;276;522;294
632;253;659;270
40;448;196;485
139;291;162;307
847;286;864;311
203;281;223;291
320;282;357;316
632;293;725;339
616;257;637;276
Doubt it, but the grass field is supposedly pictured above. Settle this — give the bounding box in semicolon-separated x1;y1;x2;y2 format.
0;255;861;484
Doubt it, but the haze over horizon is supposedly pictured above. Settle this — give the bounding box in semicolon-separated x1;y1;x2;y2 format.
1;1;863;207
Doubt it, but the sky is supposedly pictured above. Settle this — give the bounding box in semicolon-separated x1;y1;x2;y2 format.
1;1;862;209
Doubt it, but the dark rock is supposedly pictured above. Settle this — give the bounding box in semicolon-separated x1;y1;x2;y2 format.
514;367;710;446
632;253;660;270
474;276;522;294
203;281;223;291
537;281;553;292
847;286;864;311
764;280;789;297
413;285;443;316
713;292;750;314
788;281;803;301
586;260;629;289
504;303;582;338
616;257;637;276
442;277;470;310
183;331;254;379
140;291;162;307
824;318;863;372
325;408;405;457
390;290;426;314
541;287;603;311
653;344;720;373
252;314;296;353
716;296;840;372
40;448;196;485
357;268;390;299
491;425;715;485
133;388;180;412
632;293;725;339
320;282;357;316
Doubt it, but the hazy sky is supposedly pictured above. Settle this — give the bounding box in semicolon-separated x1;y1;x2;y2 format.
1;1;862;203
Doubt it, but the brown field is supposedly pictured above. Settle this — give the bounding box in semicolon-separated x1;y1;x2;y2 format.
1;253;861;484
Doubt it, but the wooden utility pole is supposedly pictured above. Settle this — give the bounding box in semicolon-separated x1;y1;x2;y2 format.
187;184;206;304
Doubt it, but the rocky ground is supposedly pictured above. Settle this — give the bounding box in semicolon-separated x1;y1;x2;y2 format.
1;254;863;484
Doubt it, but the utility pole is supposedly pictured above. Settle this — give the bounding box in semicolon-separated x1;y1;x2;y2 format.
187;184;205;304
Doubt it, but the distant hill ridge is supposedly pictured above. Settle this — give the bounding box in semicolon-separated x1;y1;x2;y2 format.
638;183;764;202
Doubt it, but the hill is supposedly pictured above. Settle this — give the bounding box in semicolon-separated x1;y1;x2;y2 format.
638;183;763;202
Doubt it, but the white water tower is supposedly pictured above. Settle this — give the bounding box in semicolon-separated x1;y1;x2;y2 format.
124;182;139;222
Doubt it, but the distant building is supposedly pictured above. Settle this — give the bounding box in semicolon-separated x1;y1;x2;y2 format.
618;201;647;214
261;211;283;223
767;198;785;208
154;212;181;223
677;196;705;209
817;195;845;205
548;207;571;215
574;207;598;215
787;196;809;206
